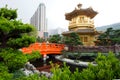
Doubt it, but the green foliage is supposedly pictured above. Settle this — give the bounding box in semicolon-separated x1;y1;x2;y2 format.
0;62;8;72
36;62;73;80
71;68;81;80
79;52;120;80
0;18;36;49
0;63;13;80
97;27;120;45
0;6;41;80
112;38;120;44
12;70;25;79
7;34;36;49
37;52;120;80
0;7;36;49
0;48;28;72
0;17;14;34
0;71;13;80
63;32;82;46
48;34;61;43
0;49;41;79
39;75;48;80
0;5;17;20
15;74;40;80
37;37;45;43
79;68;95;80
0;48;41;72
50;62;72;80
26;51;41;62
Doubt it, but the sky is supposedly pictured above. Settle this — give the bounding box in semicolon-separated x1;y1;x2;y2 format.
0;0;120;30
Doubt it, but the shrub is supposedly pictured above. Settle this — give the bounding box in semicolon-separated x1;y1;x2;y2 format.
79;52;120;79
0;48;41;72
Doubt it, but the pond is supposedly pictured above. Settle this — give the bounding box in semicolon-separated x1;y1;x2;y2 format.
30;54;92;72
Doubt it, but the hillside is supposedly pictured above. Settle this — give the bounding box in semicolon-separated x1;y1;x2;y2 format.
96;22;120;32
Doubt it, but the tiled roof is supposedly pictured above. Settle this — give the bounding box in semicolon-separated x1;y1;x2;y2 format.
65;7;98;20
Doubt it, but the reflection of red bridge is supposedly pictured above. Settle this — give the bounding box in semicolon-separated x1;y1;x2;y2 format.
21;42;64;55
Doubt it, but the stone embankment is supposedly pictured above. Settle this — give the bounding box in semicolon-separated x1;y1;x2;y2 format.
55;55;97;67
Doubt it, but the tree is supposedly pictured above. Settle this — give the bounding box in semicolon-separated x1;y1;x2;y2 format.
0;5;17;20
0;6;36;49
0;6;41;79
111;29;120;44
36;36;45;43
96;28;120;46
48;34;62;43
63;32;83;46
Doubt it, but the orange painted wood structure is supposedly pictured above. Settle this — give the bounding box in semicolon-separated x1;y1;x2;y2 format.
21;42;64;55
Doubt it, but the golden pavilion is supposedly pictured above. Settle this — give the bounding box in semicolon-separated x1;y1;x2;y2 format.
62;3;99;46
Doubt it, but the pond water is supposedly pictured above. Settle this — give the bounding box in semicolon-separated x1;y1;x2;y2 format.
30;55;89;72
30;55;58;67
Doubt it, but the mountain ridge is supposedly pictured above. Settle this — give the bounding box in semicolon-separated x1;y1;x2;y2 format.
96;22;120;32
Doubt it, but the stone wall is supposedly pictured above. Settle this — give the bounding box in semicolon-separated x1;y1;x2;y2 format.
68;45;120;53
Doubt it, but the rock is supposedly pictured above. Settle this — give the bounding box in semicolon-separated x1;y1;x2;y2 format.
21;62;40;76
40;71;53;78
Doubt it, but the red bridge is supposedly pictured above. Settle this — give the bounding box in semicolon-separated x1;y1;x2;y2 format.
21;42;65;55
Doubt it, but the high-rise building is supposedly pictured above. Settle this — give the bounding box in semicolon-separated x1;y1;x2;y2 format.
30;3;48;38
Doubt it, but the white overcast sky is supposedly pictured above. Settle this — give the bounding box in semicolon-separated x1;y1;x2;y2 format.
0;0;120;30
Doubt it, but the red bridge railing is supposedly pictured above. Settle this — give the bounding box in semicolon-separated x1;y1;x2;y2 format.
21;42;65;55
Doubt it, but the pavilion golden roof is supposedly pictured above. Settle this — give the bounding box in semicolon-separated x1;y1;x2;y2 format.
65;4;98;20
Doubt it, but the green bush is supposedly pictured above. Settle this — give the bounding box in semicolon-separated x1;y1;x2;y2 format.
39;52;120;80
15;74;40;80
0;71;13;80
79;52;120;80
0;63;13;80
0;48;28;72
50;62;72;80
0;48;41;72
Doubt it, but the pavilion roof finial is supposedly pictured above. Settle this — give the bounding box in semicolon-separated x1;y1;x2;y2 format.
77;3;82;9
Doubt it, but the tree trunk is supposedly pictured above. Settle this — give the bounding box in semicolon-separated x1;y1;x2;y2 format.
0;34;8;48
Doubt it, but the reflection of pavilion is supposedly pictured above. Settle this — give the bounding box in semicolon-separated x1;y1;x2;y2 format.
63;3;100;46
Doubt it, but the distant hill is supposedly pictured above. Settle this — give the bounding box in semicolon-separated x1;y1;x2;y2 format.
96;22;120;32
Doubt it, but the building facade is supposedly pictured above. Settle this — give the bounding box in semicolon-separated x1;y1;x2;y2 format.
30;3;48;38
63;3;99;46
